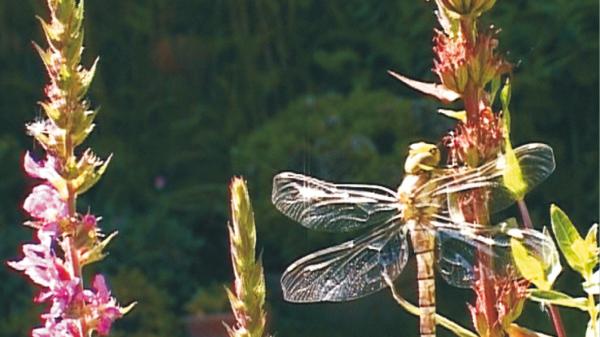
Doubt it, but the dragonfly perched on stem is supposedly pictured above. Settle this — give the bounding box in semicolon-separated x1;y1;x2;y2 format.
272;142;557;337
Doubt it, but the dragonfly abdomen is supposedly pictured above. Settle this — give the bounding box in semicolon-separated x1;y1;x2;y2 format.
410;225;437;337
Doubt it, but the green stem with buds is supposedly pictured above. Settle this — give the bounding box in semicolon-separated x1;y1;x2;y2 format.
226;177;268;337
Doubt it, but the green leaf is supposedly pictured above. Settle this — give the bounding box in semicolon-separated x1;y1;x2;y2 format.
585;224;600;270
583;269;600;295
388;70;460;102
507;323;553;337
551;205;598;279
489;75;502;106
527;289;589;311
498;78;527;197
501;78;512;136
438;109;466;122
586;318;599;337
80;231;118;267
74;152;112;195
585;224;598;247
120;301;137;316
511;238;552;290
503;143;527;199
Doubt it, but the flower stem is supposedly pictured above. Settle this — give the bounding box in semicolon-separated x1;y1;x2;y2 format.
517;199;567;337
548;305;567;337
517;200;533;229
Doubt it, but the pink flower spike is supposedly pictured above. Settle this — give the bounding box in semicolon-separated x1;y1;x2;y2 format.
23;184;67;224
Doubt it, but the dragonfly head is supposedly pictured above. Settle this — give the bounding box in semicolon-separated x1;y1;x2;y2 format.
404;142;440;174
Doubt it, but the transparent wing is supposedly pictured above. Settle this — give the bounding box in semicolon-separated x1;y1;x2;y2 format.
433;219;557;288
272;172;400;232
419;143;555;215
281;223;409;302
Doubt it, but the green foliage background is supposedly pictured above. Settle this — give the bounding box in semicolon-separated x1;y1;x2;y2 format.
0;1;597;337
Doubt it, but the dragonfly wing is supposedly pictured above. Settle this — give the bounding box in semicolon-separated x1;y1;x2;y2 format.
281;224;409;302
428;143;555;215
273;172;400;232
433;219;557;288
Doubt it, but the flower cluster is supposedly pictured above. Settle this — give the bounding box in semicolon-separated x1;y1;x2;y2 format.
9;1;132;336
433;30;511;97
469;267;529;337
444;104;503;168
10;233;120;337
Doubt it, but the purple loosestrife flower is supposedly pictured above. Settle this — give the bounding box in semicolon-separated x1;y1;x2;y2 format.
9;1;133;336
33;318;84;337
82;275;123;336
9;231;70;289
23;184;68;228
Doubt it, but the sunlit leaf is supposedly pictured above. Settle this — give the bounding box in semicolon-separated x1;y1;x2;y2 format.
438;109;466;122
80;231;118;267
586;318;599;337
583;269;600;295
498;78;528;199
120;301;138;316
527;289;588;311
507;323;553;337
388;70;460;102
584;224;599;273
503;143;527;199
489;76;502;106
511;238;552;290
501;78;512;136
551;205;598;279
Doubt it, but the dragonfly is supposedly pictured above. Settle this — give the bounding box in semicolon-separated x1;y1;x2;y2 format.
271;142;556;337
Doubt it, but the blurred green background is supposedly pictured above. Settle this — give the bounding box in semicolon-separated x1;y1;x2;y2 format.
0;1;597;337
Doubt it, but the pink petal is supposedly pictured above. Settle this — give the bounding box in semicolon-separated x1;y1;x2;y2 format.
24;152;43;178
23;152;61;182
23;184;67;222
92;274;110;300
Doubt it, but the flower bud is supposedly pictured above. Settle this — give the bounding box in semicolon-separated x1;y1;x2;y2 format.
439;0;496;17
433;31;469;94
467;33;512;89
434;30;511;94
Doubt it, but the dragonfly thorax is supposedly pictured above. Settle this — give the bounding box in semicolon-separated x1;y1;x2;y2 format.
397;173;437;222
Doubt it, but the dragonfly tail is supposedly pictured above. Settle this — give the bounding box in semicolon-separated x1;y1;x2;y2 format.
411;227;437;337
